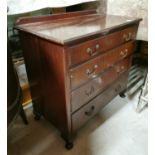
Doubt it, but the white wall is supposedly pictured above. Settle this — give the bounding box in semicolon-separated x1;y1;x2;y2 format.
98;0;147;40
107;0;147;24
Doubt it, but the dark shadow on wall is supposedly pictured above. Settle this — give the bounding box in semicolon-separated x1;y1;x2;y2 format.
66;0;108;14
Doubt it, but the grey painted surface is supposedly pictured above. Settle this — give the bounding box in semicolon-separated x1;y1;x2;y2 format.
8;92;147;155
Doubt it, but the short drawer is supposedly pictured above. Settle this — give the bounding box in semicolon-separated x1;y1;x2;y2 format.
70;53;105;90
114;57;132;75
71;66;117;112
104;41;135;68
68;25;138;66
70;42;134;90
72;71;129;132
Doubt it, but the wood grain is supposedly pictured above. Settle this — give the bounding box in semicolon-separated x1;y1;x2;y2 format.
17;10;141;148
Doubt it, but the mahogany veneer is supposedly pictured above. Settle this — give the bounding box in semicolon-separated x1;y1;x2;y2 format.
16;10;142;149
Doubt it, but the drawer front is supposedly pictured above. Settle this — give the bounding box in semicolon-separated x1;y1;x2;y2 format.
71;66;117;112
72;71;129;132
70;54;105;90
114;57;132;75
70;41;134;90
104;41;135;68
69;25;138;66
71;57;131;112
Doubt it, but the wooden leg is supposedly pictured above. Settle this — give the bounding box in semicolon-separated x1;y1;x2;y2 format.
33;102;42;120
34;112;42;120
61;133;74;150
65;141;73;150
20;106;28;125
119;92;126;98
119;89;127;98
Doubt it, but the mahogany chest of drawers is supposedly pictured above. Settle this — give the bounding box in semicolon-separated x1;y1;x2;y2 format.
16;10;142;149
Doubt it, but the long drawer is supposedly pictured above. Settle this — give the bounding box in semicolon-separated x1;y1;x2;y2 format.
68;25;137;67
72;71;129;132
70;41;135;90
71;57;131;112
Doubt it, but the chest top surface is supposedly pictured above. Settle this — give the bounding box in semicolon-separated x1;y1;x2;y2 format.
16;13;142;45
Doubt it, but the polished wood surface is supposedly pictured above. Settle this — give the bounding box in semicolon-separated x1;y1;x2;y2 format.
16;10;141;149
19;31;71;139
37;38;71;138
68;26;137;66
16;10;97;25
19;32;43;116
16;13;141;45
70;41;135;89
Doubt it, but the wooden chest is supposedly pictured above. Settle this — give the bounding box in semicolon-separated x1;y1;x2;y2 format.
16;10;142;149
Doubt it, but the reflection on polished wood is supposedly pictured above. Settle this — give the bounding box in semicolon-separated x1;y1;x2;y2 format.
16;11;142;44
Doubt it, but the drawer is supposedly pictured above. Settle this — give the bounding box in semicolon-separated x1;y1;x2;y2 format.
72;71;129;131
68;25;138;66
70;54;105;90
114;57;132;76
71;57;131;112
104;41;135;68
71;66;117;112
70;42;134;90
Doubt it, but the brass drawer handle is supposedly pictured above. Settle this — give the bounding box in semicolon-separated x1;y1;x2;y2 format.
86;45;99;56
70;74;73;79
96;44;100;49
85;85;95;96
116;65;125;74
85;106;95;116
86;48;93;55
123;32;132;41
120;49;128;58
121;66;125;70
107;63;114;67
86;64;98;76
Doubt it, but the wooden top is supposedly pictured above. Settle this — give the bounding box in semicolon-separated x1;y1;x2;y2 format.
16;11;142;45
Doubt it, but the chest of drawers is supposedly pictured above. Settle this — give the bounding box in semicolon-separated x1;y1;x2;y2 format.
16;10;142;149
